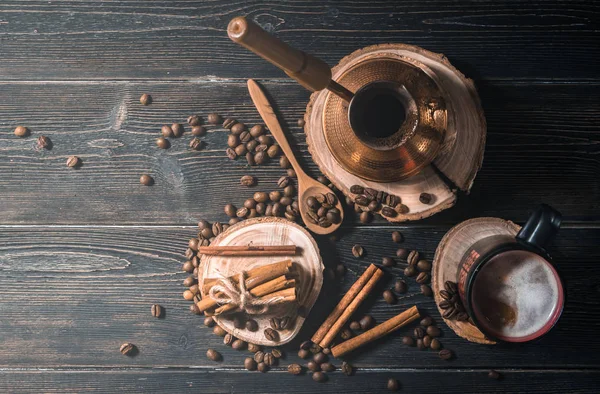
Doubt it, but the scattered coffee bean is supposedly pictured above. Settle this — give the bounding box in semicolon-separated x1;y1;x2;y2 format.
394;280;407;293
352;244;364;258
190;304;201;315
267;144;280;158
391;231;403;243
341;361;354;376
416;272;430;284
414;327;425;338
382;257;395;267
416;338;426;350
257;362;268;373
226;148;237;159
264;328;279;341
232;339;246;350
140;94;152;105
488;370;501;380
191;126;207;136
407;250;420;266
62;155;79;168
287;168;296;178
298;349;310;359
171;123;184;137
383;289;397;304
223;333;234;346
426;326;441;337
223;203;237;218
207;349;222;362
120;343;136;356
161;125;174;138
396;248;409;259
417;259;432;272
404;265;417;277
322;347;331;354
204;316;215;327
340;327;353;340
359;211;373;223
213;325;227;337
309;343;322;354
419;193;433;204
387;378;399;391
420;316;434;327
402;336;414;346
300;340;312;350
247;343;261;353
156;137;170;149
254;351;265;363
312;371;327;383
439;349;453;360
359;315;375;330
240;175;256;187
207;113;222;125
421;284;433;297
37;135;51;150
14;126;30;137
223;118;236;129
270;348;282;359
183;275;195;287
279;155;291;168
349;321;361;331
321;362;335;372
307;361;320;372
314;352;328;364
189;138;204;151
430;338;441;350
187;115;201;126
423;335;432;348
151;304;163;318
244;357;257;371
288;363;303;375
367;200;380;212
182;290;194;301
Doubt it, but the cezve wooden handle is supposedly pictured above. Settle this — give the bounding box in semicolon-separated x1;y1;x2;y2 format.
228;16;332;92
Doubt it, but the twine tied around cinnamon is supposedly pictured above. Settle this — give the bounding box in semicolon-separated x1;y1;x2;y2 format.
208;271;285;315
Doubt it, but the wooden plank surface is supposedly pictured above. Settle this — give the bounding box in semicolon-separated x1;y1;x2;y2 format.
0;1;597;81
1;81;598;224
0;226;597;368
0;369;598;394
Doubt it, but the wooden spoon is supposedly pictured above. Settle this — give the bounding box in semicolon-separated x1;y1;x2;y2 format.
247;79;344;235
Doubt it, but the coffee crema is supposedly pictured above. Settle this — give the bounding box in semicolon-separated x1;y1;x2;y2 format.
471;250;561;340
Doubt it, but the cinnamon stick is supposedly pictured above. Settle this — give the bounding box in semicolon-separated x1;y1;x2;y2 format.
202;259;292;294
213;286;296;315
331;306;420;358
198;245;297;256
311;264;379;344
319;267;384;348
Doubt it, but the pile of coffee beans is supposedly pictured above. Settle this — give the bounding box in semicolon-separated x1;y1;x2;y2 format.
350;185;407;218
401;316;453;360
288;340;354;383
223;121;281;166
305;192;341;228
438;280;469;321
395;249;432;297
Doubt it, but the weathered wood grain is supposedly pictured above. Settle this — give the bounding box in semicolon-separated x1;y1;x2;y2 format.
0;1;597;81
0;226;597;368
0;81;598;224
0;369;598;393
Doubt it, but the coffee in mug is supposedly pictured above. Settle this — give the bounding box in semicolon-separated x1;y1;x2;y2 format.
457;204;563;343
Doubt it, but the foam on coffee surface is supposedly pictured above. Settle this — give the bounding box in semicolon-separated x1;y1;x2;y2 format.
471;250;559;339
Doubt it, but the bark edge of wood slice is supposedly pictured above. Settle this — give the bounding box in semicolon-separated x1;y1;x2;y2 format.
198;217;324;345
305;43;486;222
432;217;521;345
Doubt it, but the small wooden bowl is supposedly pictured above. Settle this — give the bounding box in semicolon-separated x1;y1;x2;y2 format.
432;217;522;344
198;217;324;345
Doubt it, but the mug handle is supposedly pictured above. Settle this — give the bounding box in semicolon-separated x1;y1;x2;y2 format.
516;204;562;249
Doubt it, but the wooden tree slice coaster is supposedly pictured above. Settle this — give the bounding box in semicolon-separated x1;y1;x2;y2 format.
198;217;323;346
305;43;486;222
432;217;521;344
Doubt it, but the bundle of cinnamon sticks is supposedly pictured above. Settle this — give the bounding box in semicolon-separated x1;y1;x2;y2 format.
197;259;297;316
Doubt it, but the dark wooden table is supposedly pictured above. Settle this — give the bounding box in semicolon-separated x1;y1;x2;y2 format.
1;1;598;393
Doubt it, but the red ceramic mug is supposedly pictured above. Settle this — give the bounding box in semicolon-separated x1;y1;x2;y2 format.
457;205;564;343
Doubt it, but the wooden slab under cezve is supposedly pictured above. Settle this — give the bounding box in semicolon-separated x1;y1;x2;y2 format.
198;217;323;346
432;217;521;344
305;43;486;222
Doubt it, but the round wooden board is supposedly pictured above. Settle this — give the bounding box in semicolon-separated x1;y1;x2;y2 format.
198;217;323;346
432;217;521;344
305;43;486;222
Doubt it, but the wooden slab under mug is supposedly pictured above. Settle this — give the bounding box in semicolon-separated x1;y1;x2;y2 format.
198;217;324;346
432;217;522;344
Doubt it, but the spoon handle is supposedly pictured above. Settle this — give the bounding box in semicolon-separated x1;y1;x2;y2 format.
247;79;307;178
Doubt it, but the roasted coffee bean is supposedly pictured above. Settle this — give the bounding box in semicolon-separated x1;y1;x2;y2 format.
183;275;195;287
65;155;81;168
223;333;234;346
245;152;255;166
313;352;328;364
288;363;303;375
386;194;401;207
138;174;154;186
264;204;273;217
416;338;426;350
231;123;246;135
488;370;501;380
456;312;469;321
309;343;322;354
206;348;222;361
272;202;284;217
307;361;320;372
439;290;452;300
226;148;237;159
232;339;246;350
240;131;252;144
354;195;369;206
257;362;268;373
189;138;204;151
407;250;420;266
191;126;207;136
151;304;163;318
322;347;331;355
270;317;281;330
188;284;199;295
207;113;222;125
349;321;361;331
358;211;372;224
319;217;332;228
161;125;174;138
420;316;434;327
390;231;404;243
258;135;273;145
419;193;432;204
264;328;279;341
300;340;312;350
182;260;194;273
171;123;184;137
404;265;417;277
352;244;364;258
204;316;215;327
438;300;452;310
14;125;30;137
326;210;341;224
325;192;337;206
213;325;227;337
245;319;258;332
382;257;395;267
267;144;280;158
414;327;425;338
426;326;441;337
281;316;292;330
430;338;441;350
321;362;335;372
254;351;265;363
184;246;195;258
212;222;223;236
364;187;377;198
402;336;414;346
340;327;353;340
312;371;327;383
188;238;199;251
229;217;240;225
442;307;457;319
287;168;296;178
139;93;152;105
387;378;399;391
394;280;407;294
234;143;247;156
247;343;261;353
439;349;453;360
279;155;291;168
253;191;269;203
223;118;237;129
227;134;239;148
417;260;432;272
341;361;354;376
283;185;295;197
236;207;249;218
315;175;327;185
246;139;259;152
350;185;365;194
444;281;458;294
317;206;328;218
120;343;136;356
423;335;432;348
381;206;397;217
224;203;237;218
156;137;170;149
243;198;256;209
359;315;375;330
187;115;201;126
421;284;433;297
394;248;408;260
298;349;310;359
244;357;257;371
268;348;281;359
297;118;306;127
416;272;430;284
